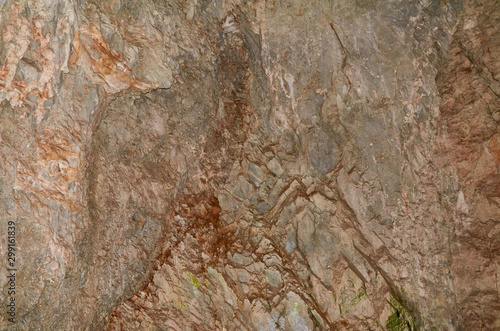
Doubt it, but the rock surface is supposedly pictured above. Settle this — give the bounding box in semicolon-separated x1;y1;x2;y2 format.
0;0;499;330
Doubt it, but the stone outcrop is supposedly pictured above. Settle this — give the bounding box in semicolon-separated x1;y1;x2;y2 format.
0;0;498;330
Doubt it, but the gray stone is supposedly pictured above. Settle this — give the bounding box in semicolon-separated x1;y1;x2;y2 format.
265;269;282;288
1;0;498;330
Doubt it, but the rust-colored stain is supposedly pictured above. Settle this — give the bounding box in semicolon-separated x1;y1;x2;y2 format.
69;24;158;94
0;3;55;111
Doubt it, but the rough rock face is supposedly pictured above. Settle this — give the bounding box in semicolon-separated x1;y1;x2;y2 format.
1;0;499;330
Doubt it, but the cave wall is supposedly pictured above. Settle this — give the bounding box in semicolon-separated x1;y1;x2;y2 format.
0;0;499;330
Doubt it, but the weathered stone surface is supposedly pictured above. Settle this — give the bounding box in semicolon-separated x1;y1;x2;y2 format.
0;0;499;330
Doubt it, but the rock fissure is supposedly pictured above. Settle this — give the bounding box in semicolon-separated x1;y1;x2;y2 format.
1;0;499;330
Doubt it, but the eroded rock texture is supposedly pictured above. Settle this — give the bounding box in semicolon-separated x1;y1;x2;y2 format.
1;0;499;330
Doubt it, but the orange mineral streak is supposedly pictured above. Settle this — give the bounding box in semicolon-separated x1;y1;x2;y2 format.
15;128;82;212
69;24;158;94
0;4;55;114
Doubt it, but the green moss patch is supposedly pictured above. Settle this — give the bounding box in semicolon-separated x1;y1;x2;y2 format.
185;270;200;288
385;298;414;331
